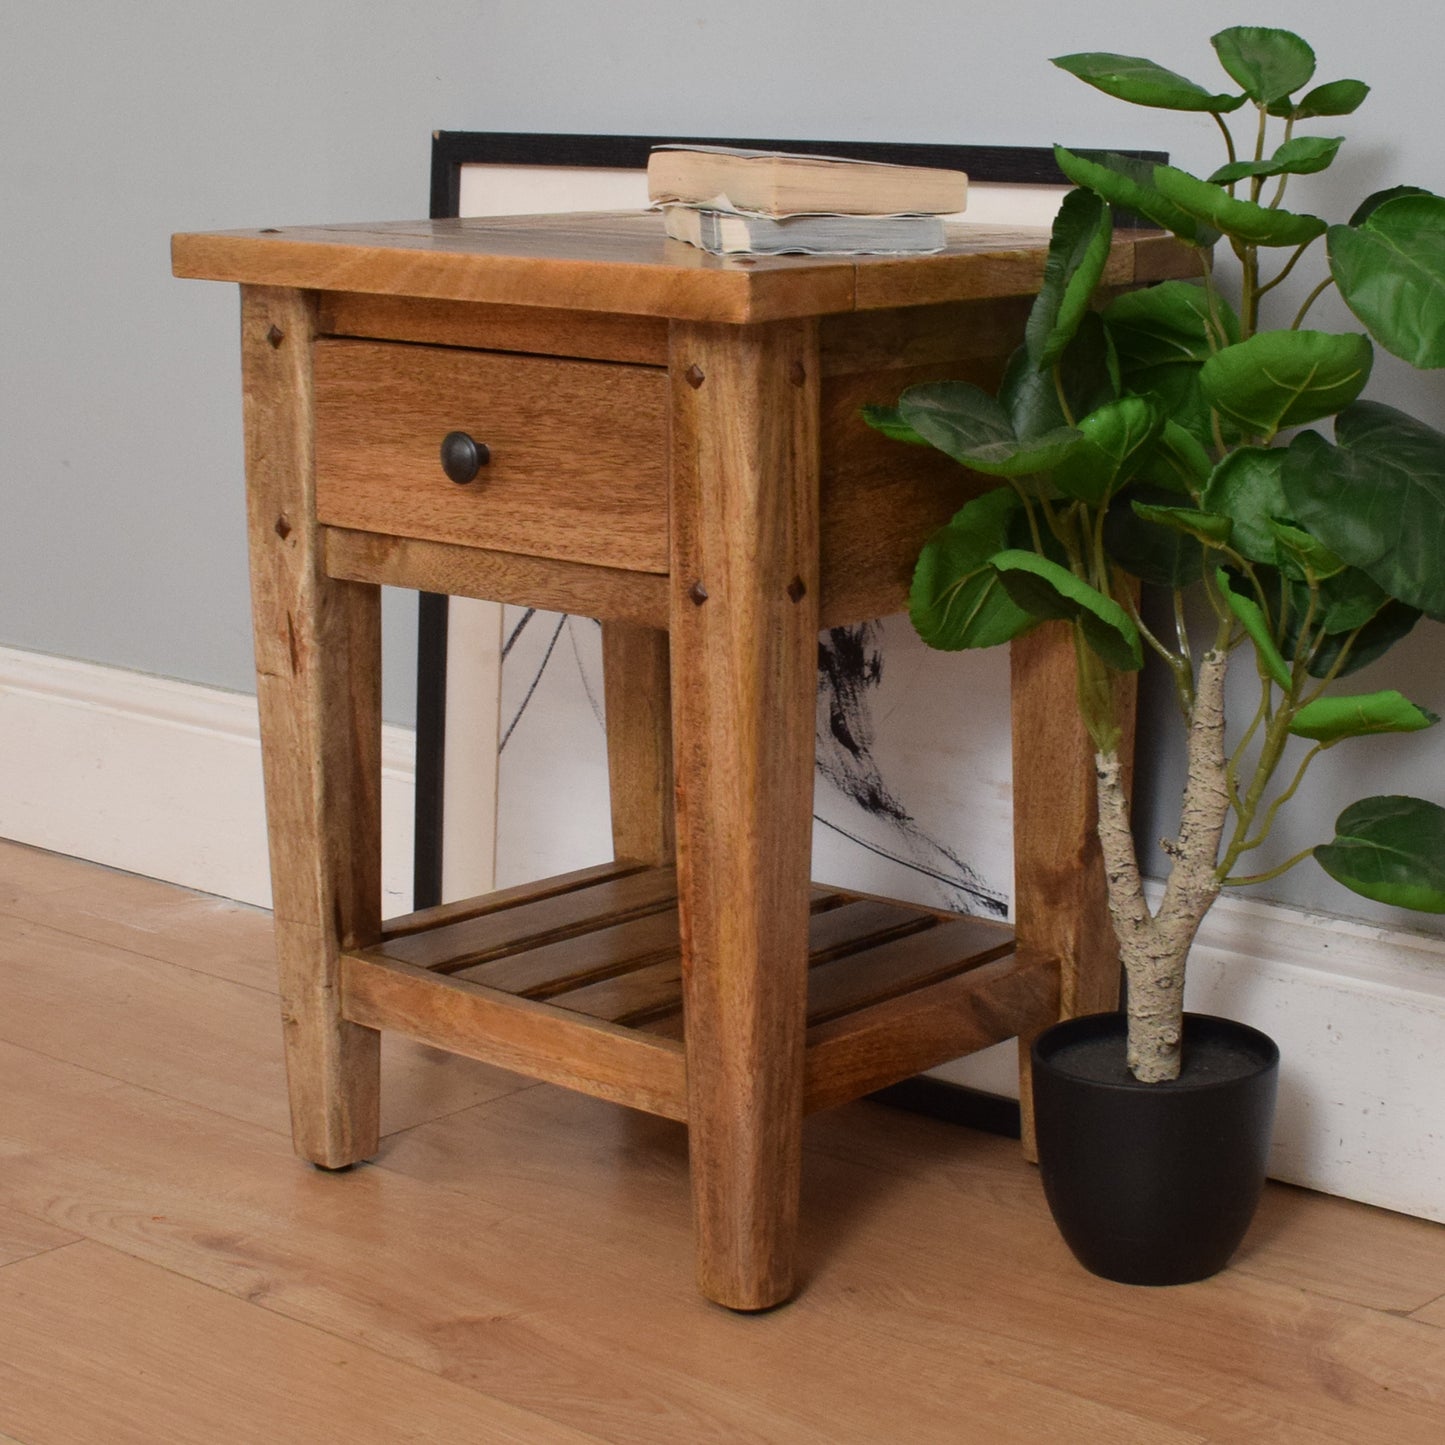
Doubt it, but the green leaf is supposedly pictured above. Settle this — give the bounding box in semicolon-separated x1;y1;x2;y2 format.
1201;447;1290;564
1051;396;1163;504
860;404;930;447
1054;147;1219;245
1290;690;1438;742
1103;281;1239;443
1266;520;1346;581
1211;27;1315;105
1151;164;1327;248
1316;796;1445;912
1271;78;1369;119
1218;568;1291;688
1200;330;1373;438
909;490;1037;651
1348;185;1431;228
1103;487;1213;588
1138;420;1215;496
1132;501;1232;547
1313;567;1392;635
991;551;1143;671
1026;188;1114;369
1278;571;1420;679
1104;281;1238;363
1284;409;1445;618
898;381;1082;477
1209;136;1343;186
1329;191;1445;368
1001;314;1119;442
1053;51;1246;112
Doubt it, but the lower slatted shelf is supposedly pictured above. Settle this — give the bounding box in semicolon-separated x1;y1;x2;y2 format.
342;860;1058;1120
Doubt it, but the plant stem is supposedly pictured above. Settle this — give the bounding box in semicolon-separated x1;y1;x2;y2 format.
1211;110;1238;171
1096;645;1231;1083
1051;362;1077;427
1229;741;1324;859
1226;846;1318;887
1240;243;1260;337
1256;239;1314;298
1292;275;1336;329
1218;695;1299;879
1133;601;1194;714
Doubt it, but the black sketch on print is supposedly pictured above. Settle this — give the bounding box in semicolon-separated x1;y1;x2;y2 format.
500;612;1007;918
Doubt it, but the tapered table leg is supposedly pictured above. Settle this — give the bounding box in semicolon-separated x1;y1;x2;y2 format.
601;621;674;867
241;285;382;1169
667;318;820;1310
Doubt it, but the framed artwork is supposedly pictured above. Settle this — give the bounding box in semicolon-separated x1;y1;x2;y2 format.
415;132;1163;947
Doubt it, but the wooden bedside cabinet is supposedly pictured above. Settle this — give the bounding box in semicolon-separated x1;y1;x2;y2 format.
172;211;1192;1310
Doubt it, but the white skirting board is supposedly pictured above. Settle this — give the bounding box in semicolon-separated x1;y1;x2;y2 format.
0;645;415;914
1;643;1442;1223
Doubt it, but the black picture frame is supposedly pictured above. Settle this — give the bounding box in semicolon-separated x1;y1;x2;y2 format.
415;130;1168;908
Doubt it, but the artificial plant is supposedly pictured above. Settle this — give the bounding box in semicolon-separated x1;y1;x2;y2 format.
867;25;1445;1082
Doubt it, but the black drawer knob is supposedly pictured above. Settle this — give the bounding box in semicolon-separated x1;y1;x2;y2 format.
440;431;491;484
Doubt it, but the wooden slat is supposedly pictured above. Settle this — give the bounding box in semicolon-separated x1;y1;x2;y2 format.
804;915;1015;1025
803;948;1059;1114
374;867;679;972
325;528;670;626
557;898;932;1028
319;291;669;364
451;884;850;1002
454;907;684;999
382;858;643;939
340;954;688;1121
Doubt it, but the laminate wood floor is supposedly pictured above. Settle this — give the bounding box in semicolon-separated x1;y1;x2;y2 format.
1;837;1442;1443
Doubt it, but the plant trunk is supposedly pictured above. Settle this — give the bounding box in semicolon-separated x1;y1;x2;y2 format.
1093;648;1232;1082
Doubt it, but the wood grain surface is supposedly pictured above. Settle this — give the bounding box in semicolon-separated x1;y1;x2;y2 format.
174;213;1198;324
666;316;822;1309
2;842;1443;1444
313;338;669;573
241;286;383;1169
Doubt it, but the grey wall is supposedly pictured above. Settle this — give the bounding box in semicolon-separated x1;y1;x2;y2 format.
4;1;1441;932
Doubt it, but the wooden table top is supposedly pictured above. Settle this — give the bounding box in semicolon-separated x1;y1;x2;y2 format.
172;211;1197;325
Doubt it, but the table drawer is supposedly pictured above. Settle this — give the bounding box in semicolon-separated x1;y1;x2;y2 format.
313;338;669;573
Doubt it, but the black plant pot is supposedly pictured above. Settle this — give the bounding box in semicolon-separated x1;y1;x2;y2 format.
1031;1011;1280;1286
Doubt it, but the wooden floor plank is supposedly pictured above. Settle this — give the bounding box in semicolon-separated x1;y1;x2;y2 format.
0;839;86;898
0;1203;79;1268
0;1241;603;1445
0;1039;1203;1445
0;912;528;1139
2;847;1444;1443
0;840;276;991
384;1085;1445;1445
1232;1183;1445;1317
